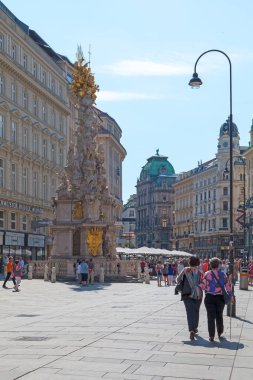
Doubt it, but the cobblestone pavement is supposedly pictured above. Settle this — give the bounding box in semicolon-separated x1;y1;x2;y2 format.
0;278;252;379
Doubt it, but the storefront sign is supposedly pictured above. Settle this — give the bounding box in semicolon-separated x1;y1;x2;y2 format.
5;232;25;246
28;234;45;248
0;200;42;214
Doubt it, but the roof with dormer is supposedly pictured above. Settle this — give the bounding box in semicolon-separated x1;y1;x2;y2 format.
140;150;175;180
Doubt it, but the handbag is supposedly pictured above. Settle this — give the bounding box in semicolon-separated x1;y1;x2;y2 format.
211;271;230;304
175;279;183;294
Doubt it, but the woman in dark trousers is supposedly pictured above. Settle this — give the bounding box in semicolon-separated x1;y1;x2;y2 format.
176;256;203;340
201;257;234;342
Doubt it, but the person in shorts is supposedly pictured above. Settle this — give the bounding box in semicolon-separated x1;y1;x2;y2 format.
155;261;163;287
13;259;22;292
2;256;16;289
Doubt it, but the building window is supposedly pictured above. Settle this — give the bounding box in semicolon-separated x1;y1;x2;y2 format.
0;74;4;95
0;114;4;138
223;187;228;196
23;54;27;69
42;70;46;85
22;167;28;194
23;90;28;109
33;96;37;115
59;85;63;98
162;220;167;228
43;175;47;200
11;121;17;144
42;103;46;121
10;212;16;230
33;62;38;77
222;218;228;228
11;83;16;102
51;143;56;163
59;115;63;133
0;210;4;228
11;44;16;60
213;189;216;199
11;163;16;191
51;78;55;92
42;139;47;159
33;134;38;154
33;171;38;198
59;148;63;166
51;178;56;197
22;215;27;231
0;159;4;187
223;201;228;211
0;33;4;50
23;127;28;149
51;110;56;127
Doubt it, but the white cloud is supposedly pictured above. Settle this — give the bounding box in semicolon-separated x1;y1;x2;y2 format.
97;90;162;102
100;60;191;76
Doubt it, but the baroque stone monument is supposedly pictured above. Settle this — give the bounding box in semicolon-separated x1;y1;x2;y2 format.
50;46;118;276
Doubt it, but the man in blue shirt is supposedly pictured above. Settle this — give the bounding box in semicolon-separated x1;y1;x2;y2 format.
79;259;89;286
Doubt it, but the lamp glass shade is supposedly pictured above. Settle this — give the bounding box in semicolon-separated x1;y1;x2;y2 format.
188;73;203;88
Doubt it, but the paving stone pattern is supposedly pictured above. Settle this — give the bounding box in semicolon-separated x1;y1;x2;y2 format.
0;278;253;379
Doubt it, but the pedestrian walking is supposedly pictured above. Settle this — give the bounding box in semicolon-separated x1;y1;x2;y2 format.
155;261;163;287
13;259;22;292
201;257;234;342
2;256;16;289
162;263;168;286
176;256;203;340
167;263;174;286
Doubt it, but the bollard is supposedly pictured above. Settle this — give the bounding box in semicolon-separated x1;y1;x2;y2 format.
137;265;141;280
44;265;48;281
144;267;150;284
28;264;33;280
99;267;105;283
51;266;56;283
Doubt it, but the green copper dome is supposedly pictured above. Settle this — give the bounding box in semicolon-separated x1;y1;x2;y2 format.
140;150;175;180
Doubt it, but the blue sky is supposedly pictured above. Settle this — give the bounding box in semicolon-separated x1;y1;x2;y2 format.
3;0;253;203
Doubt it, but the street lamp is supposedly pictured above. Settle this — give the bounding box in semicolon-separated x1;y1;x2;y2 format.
189;49;235;316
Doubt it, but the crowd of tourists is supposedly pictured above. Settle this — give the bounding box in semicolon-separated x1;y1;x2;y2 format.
139;257;253;287
73;258;95;287
140;256;253;342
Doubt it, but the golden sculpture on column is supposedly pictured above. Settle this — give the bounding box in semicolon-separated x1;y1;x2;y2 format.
72;201;83;220
87;227;103;256
71;45;99;101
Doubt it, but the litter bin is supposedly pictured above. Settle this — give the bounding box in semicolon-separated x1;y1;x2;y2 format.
239;267;248;290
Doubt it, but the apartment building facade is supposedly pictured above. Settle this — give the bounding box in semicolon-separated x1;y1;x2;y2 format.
173;119;246;258
0;2;70;261
136;151;176;249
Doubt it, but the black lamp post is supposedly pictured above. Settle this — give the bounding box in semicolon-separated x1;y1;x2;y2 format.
224;156;246;262
189;49;235;317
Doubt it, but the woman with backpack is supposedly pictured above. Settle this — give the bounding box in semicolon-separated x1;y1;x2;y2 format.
201;257;234;342
176;256;203;340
